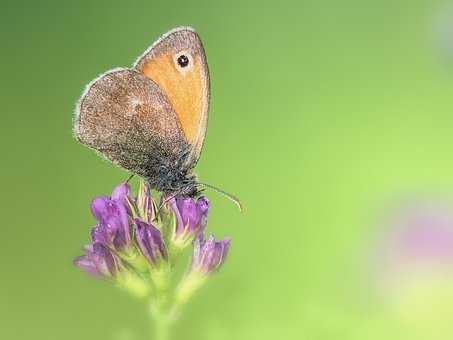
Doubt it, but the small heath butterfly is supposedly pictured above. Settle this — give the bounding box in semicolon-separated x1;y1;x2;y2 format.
74;27;240;208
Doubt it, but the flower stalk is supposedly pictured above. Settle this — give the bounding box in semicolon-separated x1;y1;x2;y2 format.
74;180;231;340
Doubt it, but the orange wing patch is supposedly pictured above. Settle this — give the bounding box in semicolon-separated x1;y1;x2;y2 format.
141;54;205;144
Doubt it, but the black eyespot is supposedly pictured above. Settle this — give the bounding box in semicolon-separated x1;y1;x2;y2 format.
177;54;189;68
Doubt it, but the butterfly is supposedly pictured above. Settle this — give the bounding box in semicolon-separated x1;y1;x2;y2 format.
74;27;240;208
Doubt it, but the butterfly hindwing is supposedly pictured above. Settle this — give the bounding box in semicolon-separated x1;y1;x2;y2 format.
74;68;189;179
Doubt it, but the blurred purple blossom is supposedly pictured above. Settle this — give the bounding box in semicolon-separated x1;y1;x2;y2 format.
380;201;453;266
370;199;453;304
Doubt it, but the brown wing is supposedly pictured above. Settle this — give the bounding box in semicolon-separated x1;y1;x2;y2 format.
134;27;210;167
74;68;189;178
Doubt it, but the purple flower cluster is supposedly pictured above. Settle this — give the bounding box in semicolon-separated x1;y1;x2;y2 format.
74;182;230;281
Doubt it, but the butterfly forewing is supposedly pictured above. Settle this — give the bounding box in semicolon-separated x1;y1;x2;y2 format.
134;27;210;167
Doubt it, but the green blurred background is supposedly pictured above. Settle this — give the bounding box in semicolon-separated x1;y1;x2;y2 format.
2;0;453;339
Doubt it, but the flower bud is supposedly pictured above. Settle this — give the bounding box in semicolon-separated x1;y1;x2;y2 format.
74;242;118;279
191;234;230;275
90;183;132;253
169;196;210;249
135;219;168;268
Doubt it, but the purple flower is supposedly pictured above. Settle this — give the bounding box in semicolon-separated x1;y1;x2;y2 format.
191;234;230;275
74;242;119;279
135;219;167;267
169;196;210;246
90;183;132;252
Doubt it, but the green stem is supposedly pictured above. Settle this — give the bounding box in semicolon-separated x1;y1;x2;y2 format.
151;310;171;340
149;266;172;340
174;271;205;306
147;265;205;339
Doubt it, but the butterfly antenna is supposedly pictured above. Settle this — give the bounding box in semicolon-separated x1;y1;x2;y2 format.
197;182;243;212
